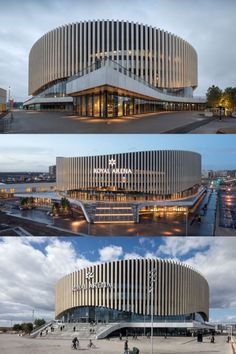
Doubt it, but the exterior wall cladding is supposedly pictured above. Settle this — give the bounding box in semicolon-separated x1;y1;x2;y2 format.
55;259;209;321
29;20;198;95
0;88;7;104
56;150;201;196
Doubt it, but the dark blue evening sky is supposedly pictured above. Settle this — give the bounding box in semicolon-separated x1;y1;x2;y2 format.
0;134;235;171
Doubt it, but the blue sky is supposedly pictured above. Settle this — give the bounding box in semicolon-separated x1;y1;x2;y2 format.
0;134;236;172
0;0;236;100
0;236;236;326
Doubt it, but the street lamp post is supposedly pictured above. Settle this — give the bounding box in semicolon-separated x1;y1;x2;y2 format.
185;210;188;236
32;309;35;324
8;86;11;111
149;265;157;354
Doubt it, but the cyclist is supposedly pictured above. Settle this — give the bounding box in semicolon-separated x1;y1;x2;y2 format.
72;337;79;349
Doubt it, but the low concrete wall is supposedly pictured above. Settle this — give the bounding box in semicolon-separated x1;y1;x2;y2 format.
204;112;213;117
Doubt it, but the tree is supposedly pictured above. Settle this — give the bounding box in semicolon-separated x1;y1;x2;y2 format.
206;85;222;108
13;324;22;332
20;197;29;206
52;201;60;215
221;87;236;110
34;319;46;328
21;322;33;333
60;197;72;214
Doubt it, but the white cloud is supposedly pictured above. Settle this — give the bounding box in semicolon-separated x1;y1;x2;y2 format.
144;251;156;259
0;237;93;325
99;245;123;262
139;237;155;248
156;237;236;309
157;237;211;258
124;252;143;260
183;238;236;309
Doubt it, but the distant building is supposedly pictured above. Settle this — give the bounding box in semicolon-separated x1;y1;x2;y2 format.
0;88;7;112
201;170;209;178
208;170;215;179
49;165;56;176
226;170;236;178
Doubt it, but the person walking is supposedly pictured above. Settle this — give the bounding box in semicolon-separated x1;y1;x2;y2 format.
124;339;129;354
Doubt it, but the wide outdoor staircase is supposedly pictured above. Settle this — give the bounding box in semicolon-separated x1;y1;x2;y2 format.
83;202;139;223
34;322;116;340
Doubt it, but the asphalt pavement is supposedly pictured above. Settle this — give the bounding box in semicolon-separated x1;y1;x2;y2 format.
7;110;209;134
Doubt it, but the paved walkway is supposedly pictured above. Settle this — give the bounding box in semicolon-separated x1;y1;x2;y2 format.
7;110;208;134
189;117;236;133
0;211;77;236
187;190;218;236
0;334;232;354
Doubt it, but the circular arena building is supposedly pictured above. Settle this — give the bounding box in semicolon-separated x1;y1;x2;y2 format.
55;258;209;336
24;20;205;115
56;150;201;200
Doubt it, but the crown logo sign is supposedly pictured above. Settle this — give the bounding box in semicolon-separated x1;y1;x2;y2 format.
108;158;116;167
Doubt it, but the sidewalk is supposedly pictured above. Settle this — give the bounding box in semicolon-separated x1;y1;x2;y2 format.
189;117;236;133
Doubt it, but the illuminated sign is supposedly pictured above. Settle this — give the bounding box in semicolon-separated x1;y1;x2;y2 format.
93;157;132;175
108;158;116;167
93;168;132;174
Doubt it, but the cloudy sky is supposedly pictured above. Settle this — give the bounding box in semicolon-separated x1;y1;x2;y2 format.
0;236;236;327
0;0;235;101
0;134;236;172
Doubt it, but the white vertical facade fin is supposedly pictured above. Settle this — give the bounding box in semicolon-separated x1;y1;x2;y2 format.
29;20;198;97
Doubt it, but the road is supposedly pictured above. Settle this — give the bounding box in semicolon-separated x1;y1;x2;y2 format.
0;334;232;354
187;189;218;236
6;110;208;134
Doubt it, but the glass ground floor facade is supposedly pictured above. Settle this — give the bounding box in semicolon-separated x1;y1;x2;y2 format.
25;103;72;111
25;91;205;116
67;185;199;203
73;90;205;118
58;306;205;324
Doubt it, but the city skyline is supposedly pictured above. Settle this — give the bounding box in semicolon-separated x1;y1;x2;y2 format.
0;135;236;172
0;236;235;327
0;0;236;101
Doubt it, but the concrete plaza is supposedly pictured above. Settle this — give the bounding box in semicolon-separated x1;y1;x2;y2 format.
0;334;232;354
4;110;213;134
